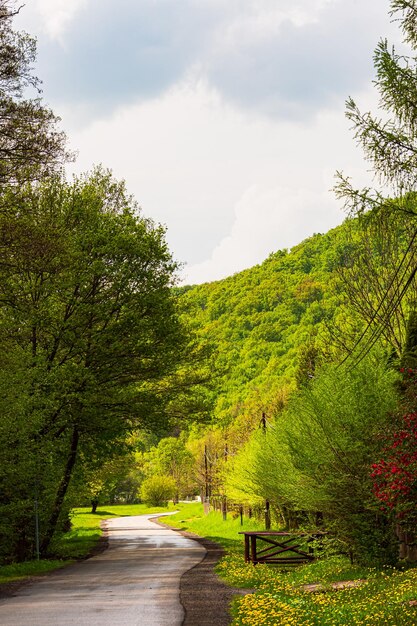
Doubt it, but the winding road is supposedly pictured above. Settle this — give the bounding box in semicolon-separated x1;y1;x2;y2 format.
0;514;207;626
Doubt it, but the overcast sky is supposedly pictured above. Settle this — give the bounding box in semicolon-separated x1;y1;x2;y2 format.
15;0;398;284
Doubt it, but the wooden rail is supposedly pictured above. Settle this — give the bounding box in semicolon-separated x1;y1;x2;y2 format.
239;531;326;565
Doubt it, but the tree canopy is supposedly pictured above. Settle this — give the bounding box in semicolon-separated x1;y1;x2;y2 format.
0;169;191;558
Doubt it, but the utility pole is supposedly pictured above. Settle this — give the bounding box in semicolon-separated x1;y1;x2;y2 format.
222;442;228;521
34;485;40;560
261;412;271;530
204;444;210;514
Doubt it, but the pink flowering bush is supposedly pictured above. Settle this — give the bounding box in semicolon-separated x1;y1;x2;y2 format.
371;369;417;526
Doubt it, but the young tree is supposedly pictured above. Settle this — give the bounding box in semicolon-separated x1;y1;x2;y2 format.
227;354;400;563
145;436;195;502
140;475;176;507
337;1;417;207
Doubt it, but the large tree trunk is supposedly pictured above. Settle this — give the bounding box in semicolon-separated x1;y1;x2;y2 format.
40;427;79;555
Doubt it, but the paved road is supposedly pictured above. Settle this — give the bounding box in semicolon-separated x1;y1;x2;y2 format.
0;514;207;626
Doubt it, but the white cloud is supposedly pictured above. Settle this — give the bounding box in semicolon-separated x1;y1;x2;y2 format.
14;0;397;285
28;0;88;40
205;0;393;121
62;77;377;284
182;185;340;284
208;0;332;46
16;0;394;122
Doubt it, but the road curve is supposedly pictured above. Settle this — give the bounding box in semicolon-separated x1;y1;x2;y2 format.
0;513;207;626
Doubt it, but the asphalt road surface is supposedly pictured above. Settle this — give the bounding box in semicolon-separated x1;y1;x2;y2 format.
0;513;207;626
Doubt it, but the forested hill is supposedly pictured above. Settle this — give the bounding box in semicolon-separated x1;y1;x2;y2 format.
178;221;356;428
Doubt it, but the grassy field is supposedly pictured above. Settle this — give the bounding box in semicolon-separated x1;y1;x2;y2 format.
158;502;265;547
160;504;417;625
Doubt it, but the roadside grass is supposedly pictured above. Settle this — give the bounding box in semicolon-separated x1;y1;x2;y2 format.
4;501;417;624
0;502;175;584
159;502;264;550
0;560;70;583
161;504;417;625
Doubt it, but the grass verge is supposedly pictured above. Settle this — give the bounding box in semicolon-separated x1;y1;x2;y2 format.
4;501;417;625
160;503;417;625
158;502;264;549
0;560;70;584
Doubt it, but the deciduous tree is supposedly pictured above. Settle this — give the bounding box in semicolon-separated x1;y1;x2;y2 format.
0;169;190;559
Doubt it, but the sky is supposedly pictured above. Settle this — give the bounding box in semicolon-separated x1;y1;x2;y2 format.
15;0;399;284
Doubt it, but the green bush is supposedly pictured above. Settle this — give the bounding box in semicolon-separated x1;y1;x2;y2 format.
226;351;400;564
139;475;176;507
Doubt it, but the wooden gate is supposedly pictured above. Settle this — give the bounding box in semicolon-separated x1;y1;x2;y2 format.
239;531;325;565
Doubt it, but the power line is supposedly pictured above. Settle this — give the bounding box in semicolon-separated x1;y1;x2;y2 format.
340;225;417;367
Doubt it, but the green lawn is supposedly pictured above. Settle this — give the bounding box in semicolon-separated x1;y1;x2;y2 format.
158;502;265;549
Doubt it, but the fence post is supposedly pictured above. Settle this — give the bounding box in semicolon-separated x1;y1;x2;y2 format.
265;501;271;530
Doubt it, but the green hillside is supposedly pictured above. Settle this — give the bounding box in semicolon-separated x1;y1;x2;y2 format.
178;221;355;427
169;208;417;568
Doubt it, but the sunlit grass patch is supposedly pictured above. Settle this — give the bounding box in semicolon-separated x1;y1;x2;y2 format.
72;501;178;521
0;559;71;583
159;503;264;549
161;505;417;625
230;561;417;625
156;501;205;527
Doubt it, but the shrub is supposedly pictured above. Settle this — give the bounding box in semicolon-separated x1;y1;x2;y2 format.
139;475;176;507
